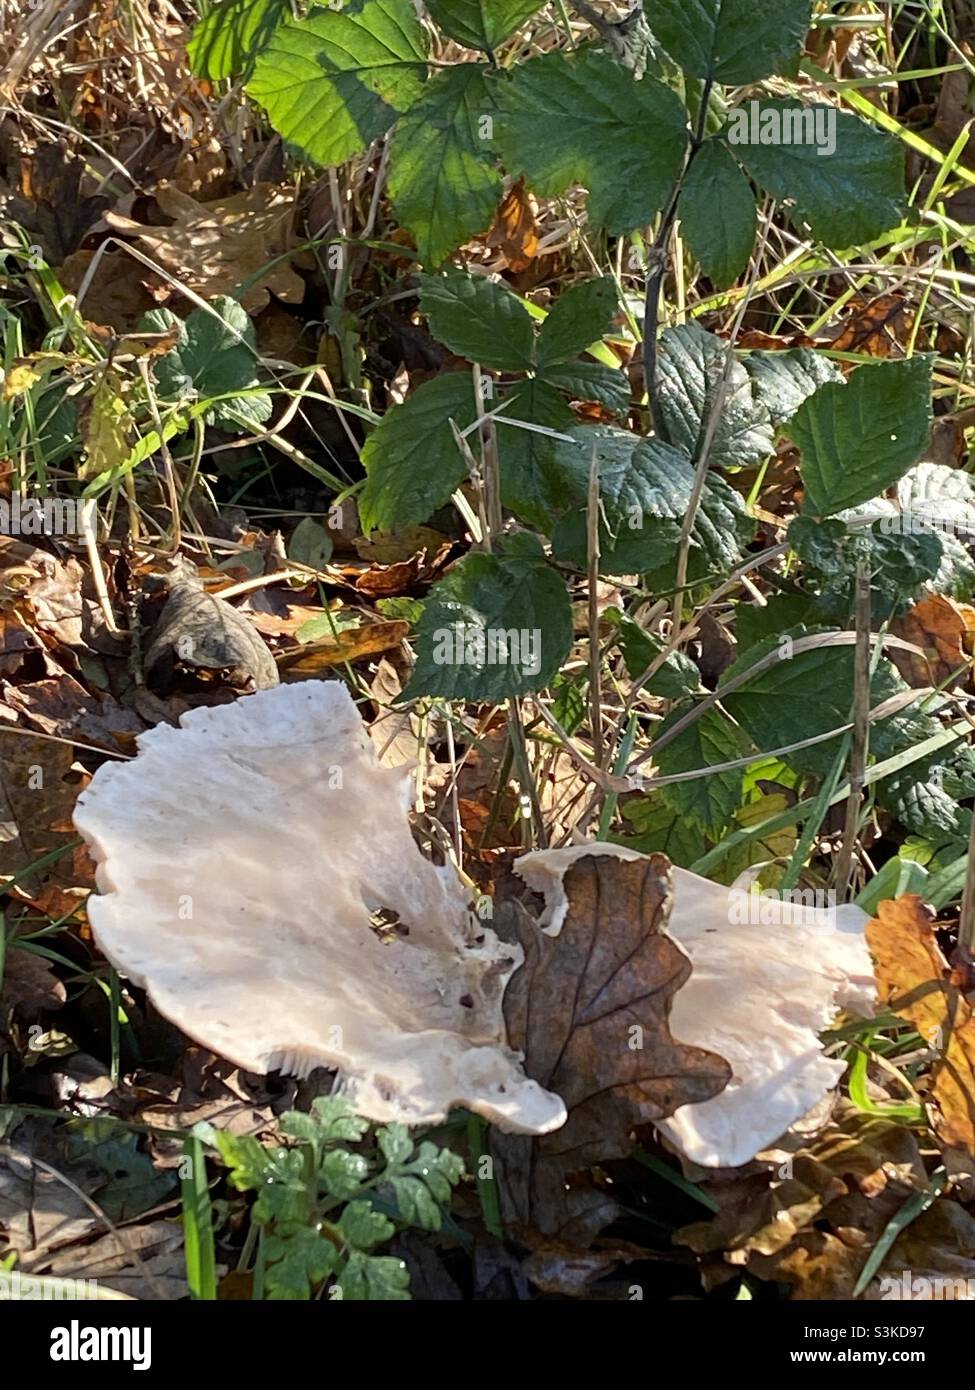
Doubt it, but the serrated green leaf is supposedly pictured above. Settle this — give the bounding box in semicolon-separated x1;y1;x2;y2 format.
496;379;578;528
247;0;428;167
188;0;288;79
360;373;478;532
143;296;271;428
389;1175;442;1229
426;0;543;51
679;139;757;287
787;357;933;517
536;277;620;367
647;0;812;85
732;101;906;245
339;1200;395;1251
656;706;747;836
320;1149;370;1200
743;345;843;427
735;593;818;655
537;360;631;416
420;269;534;369
496;47;688;235
403;534;573;699
655;322;774;469
388;65;501;267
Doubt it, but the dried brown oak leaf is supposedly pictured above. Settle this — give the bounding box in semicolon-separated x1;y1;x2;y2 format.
890;593;975;690
867;895;975;1168
105;184;304;315
492;852;731;1239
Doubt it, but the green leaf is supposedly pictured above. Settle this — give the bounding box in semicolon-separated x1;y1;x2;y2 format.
388;65;501;267
403;534;573;700
615;798;708;867
377;1123;414;1166
894;461;975;537
360;373;478;532
338;1250;411;1300
496;47;688;235
646;0;812;85
537;360;631;416
338;1200;395;1251
288;517;333;570
320;1149;370;1200
736;593;818;654
188;0;288;80
656;706;747;837
389;1175;442;1230
143;296;271;428
247;0;428;167
731;102;906;245
743;345;843;428
679;139;757;287
263;1226;339;1300
496;379;578;529
536;277;620;367
787;357;933;516
426;0;543;51
307;1095;370;1143
609;611;702;698
655;322;774;469
419;269;534;370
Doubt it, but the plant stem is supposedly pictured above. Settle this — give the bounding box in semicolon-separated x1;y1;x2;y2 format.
834;559;872;899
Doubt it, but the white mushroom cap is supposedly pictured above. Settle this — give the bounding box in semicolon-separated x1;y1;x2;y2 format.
74;681;565;1135
516;843;875;1168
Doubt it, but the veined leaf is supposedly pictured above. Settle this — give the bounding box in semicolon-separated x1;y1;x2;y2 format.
496;47;688;235
656;706;747;837
388;65;501;267
743;346;843;428
537;360;631;416
679;139;757;288
655;322;774;469
359;373;479;532
496;379;578;529
646;0;812;85
535;277;620;367
142;296;271;429
403;534;573;699
732;102;906;246
188;0;289;80
247;0;428;167
420;268;535;370
788;357;933;517
426;0;544;51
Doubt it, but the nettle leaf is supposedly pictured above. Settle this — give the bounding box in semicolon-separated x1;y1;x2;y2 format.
743;345;843;428
787;356;933;516
188;0;288;80
388;65;500;267
656;706;747;837
143;296;271;428
360;373;479;532
419;269;534;370
426;0;544;51
537;361;631;417
496;47;688;235
247;0;428;167
731;101;906;245
679;138;757;288
403;534;573;700
496;379;578;529
536;277;620;367
655;322;774;469
647;0;812;85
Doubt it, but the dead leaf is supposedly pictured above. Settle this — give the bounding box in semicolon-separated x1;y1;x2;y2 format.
487;179;539;272
58;248;161;336
355;555;422;598
145;575;279;693
0;732;86;907
105;183;304;314
276;620;408;677
492;852;731;1240
831;293;915;357
867;896;975;1167
0;948;66;1021
890;593;975;689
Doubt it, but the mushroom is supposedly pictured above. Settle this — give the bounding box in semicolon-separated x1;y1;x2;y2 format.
515;843;875;1168
73;681;565;1135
